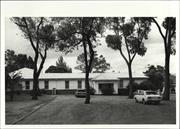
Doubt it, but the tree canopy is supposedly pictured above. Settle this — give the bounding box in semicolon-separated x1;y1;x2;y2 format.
11;17;57;100
54;17;106;104
106;17;151;98
143;65;165;90
5;49;34;72
152;17;176;100
75;52;110;73
45;56;72;73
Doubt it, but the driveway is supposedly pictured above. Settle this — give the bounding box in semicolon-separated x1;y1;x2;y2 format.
16;94;176;124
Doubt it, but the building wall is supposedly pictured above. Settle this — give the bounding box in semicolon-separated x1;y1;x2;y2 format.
21;79;86;90
39;81;44;89
21;81;33;90
20;78;147;94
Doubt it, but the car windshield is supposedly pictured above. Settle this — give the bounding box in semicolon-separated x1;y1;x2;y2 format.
146;91;158;95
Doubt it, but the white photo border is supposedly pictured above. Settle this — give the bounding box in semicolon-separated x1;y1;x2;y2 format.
1;1;179;129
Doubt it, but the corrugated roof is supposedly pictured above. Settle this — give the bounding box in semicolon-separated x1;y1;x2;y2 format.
13;67;147;80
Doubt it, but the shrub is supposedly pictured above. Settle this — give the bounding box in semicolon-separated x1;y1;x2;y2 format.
126;82;139;92
139;80;154;90
90;87;96;95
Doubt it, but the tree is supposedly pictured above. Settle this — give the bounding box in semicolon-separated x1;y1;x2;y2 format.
5;49;34;74
55;17;106;104
45;56;72;73
56;56;72;72
143;65;165;90
5;49;35;71
75;51;110;73
11;17;56;100
152;17;176;100
5;70;22;101
5;49;34;100
5;49;18;72
106;17;151;98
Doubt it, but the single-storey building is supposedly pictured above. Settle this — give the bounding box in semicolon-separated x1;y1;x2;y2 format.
12;68;148;95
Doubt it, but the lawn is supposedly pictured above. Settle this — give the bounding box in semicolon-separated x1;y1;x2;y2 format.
14;94;176;124
5;94;56;124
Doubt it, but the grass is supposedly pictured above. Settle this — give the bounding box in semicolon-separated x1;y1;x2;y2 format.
13;94;176;124
5;94;56;124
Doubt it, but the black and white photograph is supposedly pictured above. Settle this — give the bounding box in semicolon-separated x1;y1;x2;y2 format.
0;1;179;129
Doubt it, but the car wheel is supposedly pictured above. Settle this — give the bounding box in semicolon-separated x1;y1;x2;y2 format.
142;99;146;105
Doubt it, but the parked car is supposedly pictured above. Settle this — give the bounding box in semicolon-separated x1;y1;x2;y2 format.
134;90;162;105
75;89;86;97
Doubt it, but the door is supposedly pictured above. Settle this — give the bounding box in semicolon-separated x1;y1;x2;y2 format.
99;83;114;95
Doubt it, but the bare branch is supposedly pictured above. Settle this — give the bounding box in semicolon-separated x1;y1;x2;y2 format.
36;17;44;49
22;17;36;51
124;36;131;62
152;18;165;40
87;37;94;73
131;52;136;63
119;47;129;65
37;45;48;77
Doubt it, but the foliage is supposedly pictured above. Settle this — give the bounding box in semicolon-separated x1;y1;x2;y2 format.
45;56;72;73
54;17;106;104
106;17;151;62
152;17;176;100
89;87;96;95
11;17;57;100
139;80;154;90
5;49;34;72
106;17;152;98
54;17;106;53
170;74;176;87
5;71;22;101
143;65;164;90
126;82;140;92
75;51;110;73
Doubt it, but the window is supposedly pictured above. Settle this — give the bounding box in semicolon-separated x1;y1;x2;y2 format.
78;80;82;89
65;80;69;89
25;81;30;90
119;80;123;88
44;81;49;89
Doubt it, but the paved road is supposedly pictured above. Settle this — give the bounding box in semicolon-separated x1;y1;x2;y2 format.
17;95;176;124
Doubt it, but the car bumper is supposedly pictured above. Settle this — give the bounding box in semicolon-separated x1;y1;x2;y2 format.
75;94;86;97
146;99;161;103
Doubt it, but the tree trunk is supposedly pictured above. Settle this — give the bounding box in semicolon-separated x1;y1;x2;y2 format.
32;69;38;100
37;87;42;96
85;72;90;104
163;53;170;100
83;42;91;104
32;77;38;100
128;63;134;99
32;50;39;100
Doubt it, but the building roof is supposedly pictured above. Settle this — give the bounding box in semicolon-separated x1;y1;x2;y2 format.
92;72;147;81
13;67;147;80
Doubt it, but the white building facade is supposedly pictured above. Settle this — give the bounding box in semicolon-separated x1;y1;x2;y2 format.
16;68;147;95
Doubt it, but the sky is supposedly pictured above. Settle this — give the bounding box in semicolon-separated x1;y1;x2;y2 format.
5;18;176;75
